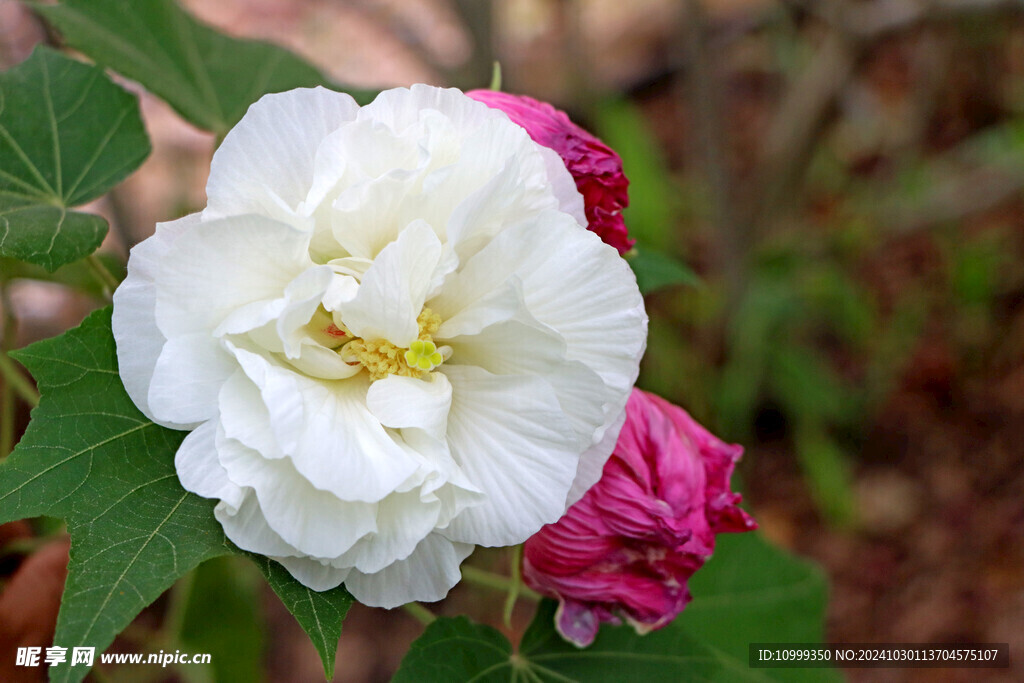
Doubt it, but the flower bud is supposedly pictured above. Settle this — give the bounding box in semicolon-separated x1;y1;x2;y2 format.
522;389;756;647
466;90;633;254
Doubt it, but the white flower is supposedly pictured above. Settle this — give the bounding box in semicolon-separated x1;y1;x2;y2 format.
112;85;647;608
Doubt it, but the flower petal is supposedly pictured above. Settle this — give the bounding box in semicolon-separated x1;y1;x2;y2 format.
112;213;199;427
273;556;350;592
344;533;473;608
206;87;359;220
229;345;421;503
147;333;235;427
439;365;579;546
215;493;301;558
155;215;313;338
173;419;244;511
366;372;452;440
336;220;442;346
216;431;377;558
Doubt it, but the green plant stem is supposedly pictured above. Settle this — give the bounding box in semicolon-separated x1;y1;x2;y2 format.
0;350;39;407
86;253;119;300
502;545;523;627
402;602;436;626
162;569;195;646
461;565;541;602
0;382;13;458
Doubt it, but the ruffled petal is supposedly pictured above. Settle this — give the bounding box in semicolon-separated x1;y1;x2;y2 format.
155;215;313;338
273;556;350;592
344;533;473;608
173;419;244;511
112;213;199;427
206;87;359;220
366;372;452;440
147;333;235;427
336;220;442;347
439;365;579;546
229;345;421;503
216;430;377;558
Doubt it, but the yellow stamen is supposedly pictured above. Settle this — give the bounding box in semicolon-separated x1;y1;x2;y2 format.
340;307;446;381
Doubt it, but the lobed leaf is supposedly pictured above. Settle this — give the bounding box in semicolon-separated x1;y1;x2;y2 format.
0;309;352;681
394;533;839;682
0;47;149;270
33;0;367;136
252;555;352;680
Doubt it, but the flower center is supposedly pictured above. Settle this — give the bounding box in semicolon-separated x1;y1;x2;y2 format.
340;308;447;381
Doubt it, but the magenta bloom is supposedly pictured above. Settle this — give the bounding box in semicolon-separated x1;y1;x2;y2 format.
522;389;756;647
466;89;633;254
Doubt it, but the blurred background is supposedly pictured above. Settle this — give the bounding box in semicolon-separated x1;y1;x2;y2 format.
2;0;1024;680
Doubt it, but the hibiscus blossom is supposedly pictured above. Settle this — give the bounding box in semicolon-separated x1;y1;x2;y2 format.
112;85;646;608
523;389;755;646
466;89;633;254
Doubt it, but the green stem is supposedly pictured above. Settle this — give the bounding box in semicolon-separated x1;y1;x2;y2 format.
86;253;119;300
402;601;436;625
461;565;541;602
162;569;195;646
0;350;39;407
0;382;13;458
503;545;523;627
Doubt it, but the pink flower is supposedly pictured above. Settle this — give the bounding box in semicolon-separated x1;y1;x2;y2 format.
466;89;633;254
522;389;756;647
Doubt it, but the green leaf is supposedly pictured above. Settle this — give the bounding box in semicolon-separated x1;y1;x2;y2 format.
677;532;840;682
0;46;149;270
252;555;353;680
0;252;123;299
180;557;266;683
395;533;838;682
0;308;351;682
627;244;699;294
394;608;720;682
0;308;229;683
34;0;365;136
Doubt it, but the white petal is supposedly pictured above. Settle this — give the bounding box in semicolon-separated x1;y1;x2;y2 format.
359;84;506;136
344;533;473;608
274;556;350;592
334;488;442;575
439;365;579;546
218;369;284;459
536;144;586;226
275;266;335;358
433;210;646;414
155;215;312;337
229;345;421;503
366;373;452;440
174;419;244;511
148;333;235;427
336;220;442;346
215;493;301;558
444;319;606;449
286;342;362;381
112;213;199;427
565;403;627;507
206;87;359;219
216;431;377;558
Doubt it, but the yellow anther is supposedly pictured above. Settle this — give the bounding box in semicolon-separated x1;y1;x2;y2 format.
404;340;444;372
335;306;447;381
417;308;442;339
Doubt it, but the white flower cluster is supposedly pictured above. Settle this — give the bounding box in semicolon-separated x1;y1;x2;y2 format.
113;85;646;607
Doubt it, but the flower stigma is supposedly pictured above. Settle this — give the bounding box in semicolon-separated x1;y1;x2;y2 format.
340;307;447;380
